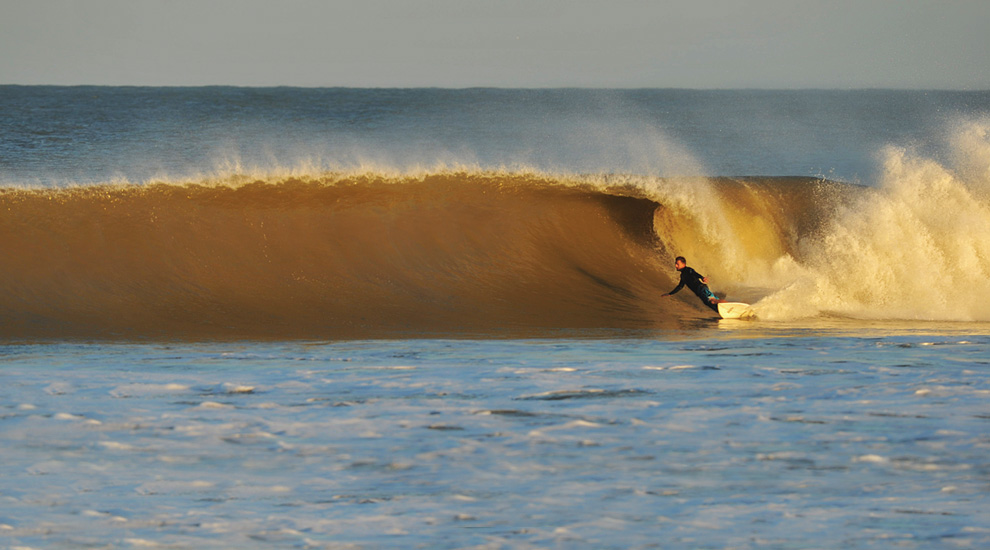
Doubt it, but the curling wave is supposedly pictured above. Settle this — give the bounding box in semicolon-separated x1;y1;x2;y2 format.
0;171;843;338
3;121;989;340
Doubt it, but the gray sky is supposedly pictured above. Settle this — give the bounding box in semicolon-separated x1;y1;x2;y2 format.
2;0;988;88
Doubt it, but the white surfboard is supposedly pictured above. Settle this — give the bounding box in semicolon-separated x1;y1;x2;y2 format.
717;302;755;319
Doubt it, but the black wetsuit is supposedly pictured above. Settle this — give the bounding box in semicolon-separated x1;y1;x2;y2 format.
668;267;719;312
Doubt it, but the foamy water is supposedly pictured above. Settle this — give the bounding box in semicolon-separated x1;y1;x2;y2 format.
2;331;989;549
752;126;990;322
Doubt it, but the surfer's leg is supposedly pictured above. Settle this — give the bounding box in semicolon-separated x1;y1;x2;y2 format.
698;287;720;312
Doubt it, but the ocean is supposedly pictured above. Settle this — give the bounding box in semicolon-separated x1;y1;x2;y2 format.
1;86;989;548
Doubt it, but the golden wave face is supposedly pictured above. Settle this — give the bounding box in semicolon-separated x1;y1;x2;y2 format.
0;172;842;339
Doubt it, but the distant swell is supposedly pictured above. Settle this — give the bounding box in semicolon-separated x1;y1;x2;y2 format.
0;172;840;339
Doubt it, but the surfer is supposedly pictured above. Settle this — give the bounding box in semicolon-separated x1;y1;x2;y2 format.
661;256;723;312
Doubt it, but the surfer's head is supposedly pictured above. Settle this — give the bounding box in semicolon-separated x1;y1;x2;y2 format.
674;256;686;271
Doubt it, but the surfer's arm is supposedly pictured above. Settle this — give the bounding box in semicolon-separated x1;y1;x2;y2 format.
663;281;685;296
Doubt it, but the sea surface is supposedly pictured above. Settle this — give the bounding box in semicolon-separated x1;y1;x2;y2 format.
1;87;989;548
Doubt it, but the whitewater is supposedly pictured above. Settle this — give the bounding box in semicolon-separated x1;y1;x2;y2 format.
1;87;989;548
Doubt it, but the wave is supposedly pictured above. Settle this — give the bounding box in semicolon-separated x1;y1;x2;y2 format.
1;120;988;338
0;171;830;339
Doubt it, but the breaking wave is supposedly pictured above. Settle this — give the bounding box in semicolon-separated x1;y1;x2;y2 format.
755;118;990;322
1;120;987;338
